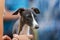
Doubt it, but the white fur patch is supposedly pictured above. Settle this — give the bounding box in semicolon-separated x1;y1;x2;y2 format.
31;13;38;28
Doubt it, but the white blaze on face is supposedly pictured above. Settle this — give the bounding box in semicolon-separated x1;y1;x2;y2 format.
31;13;38;28
27;13;38;35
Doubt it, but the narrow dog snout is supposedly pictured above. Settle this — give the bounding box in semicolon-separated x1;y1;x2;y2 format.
35;25;39;29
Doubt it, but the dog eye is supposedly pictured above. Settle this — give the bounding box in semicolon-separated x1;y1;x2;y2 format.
26;15;31;17
26;15;29;17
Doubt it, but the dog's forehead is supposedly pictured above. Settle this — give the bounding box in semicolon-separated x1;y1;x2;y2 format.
22;9;32;16
27;9;36;15
22;9;36;17
24;9;35;14
23;9;32;13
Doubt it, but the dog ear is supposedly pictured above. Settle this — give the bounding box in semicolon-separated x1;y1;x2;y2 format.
31;8;40;14
13;8;25;15
13;9;19;15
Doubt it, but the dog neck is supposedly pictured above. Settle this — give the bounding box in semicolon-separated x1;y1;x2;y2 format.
19;24;30;35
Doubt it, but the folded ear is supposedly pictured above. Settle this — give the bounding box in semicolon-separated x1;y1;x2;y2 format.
13;9;19;15
31;8;40;14
13;8;25;15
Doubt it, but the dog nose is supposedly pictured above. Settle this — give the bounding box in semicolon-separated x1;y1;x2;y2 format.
35;25;39;29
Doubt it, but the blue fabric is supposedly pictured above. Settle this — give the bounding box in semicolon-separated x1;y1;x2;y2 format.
4;20;17;38
5;0;29;11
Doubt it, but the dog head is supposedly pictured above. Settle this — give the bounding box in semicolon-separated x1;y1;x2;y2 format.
13;8;40;29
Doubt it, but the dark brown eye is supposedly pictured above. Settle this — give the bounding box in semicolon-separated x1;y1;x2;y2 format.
25;14;31;17
26;14;29;17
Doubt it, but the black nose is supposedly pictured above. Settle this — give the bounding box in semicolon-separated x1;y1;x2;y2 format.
35;26;39;29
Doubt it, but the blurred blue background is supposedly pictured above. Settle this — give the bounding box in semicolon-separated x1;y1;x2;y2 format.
4;0;60;40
